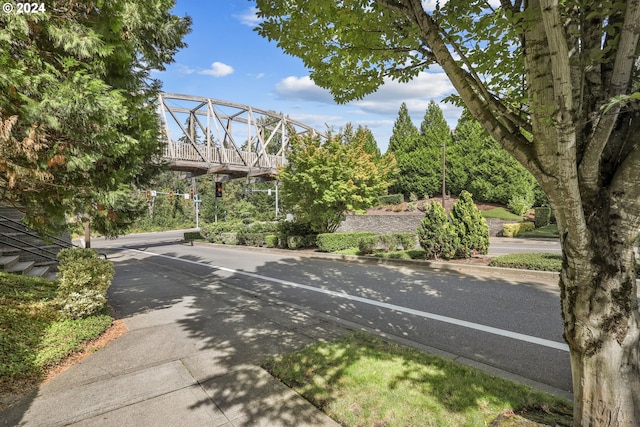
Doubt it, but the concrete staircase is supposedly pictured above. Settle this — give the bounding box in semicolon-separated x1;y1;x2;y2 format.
0;207;72;280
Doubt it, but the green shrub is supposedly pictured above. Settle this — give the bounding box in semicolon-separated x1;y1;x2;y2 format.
450;191;490;257
265;235;278;248
534;207;552;228
508;194;533;216
59;290;107;319
418;202;459;260
200;221;241;243
358;235;379;255
220;232;238;245
316;232;376;252
378;194;404;205
287;235;316;249
278;220;316;248
183;231;202;241
246;222;279;233
396;233;418;250
57;248;98;264
57;251;114;297
502;222;535;237
238;232;267;246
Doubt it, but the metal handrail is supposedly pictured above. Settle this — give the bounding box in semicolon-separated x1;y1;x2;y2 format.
0;214;76;262
0;234;59;262
0;214;75;249
0;214;108;261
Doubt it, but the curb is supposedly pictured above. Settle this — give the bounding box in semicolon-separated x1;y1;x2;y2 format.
190;240;561;284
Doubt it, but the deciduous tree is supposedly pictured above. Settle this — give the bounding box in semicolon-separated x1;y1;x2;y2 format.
279;129;396;233
257;1;640;424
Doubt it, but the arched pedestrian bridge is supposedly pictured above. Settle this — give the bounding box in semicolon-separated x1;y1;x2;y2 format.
157;93;324;179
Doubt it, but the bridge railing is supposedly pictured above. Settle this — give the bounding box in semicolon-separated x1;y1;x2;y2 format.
163;141;288;169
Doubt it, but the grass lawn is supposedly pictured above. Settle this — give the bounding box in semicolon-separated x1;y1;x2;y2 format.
480;207;523;221
489;253;563;271
263;332;572;426
0;272;112;397
518;224;560;238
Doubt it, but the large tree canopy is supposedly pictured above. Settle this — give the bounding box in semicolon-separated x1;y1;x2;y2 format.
256;1;640;425
0;0;191;236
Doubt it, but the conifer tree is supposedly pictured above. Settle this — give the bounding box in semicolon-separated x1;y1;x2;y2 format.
449;190;489;257
447;110;537;205
387;102;418;153
417;201;459;260
0;1;191;236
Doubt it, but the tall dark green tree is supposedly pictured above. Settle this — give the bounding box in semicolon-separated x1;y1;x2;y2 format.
390;101;451;198
0;0;191;236
387;102;418;153
448;110;538;205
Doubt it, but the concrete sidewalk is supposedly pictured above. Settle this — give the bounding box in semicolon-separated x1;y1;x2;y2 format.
1;249;345;426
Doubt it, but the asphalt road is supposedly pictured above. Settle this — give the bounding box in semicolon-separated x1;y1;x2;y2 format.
93;230;573;398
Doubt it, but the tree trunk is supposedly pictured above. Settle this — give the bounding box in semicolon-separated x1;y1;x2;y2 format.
560;232;640;426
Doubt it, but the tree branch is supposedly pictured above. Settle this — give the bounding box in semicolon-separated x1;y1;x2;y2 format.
610;143;640;242
579;0;640;201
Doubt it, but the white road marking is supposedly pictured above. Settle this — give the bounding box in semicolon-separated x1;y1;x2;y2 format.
127;248;570;352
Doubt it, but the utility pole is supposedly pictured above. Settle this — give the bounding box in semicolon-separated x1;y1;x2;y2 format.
441;142;446;209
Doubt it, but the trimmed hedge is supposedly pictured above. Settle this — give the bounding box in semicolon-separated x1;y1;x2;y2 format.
278;221;317;249
238;232;265;246
534;207;552;228
287;235;316;249
200;221;242;243
316;232;376;252
358;235;379;255
502;221;535;237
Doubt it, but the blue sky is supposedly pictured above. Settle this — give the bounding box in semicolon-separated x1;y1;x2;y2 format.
155;1;462;153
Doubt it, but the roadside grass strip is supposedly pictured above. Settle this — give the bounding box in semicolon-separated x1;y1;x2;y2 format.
263;332;573;427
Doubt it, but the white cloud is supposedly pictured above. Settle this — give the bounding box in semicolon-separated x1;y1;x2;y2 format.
275;71;455;112
275;76;335;103
199;62;234;77
175;64;195;75
235;6;261;27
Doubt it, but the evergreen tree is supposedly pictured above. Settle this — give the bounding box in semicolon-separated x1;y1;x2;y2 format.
390;101;451;198
387;102;418;153
417;201;458;260
449;190;489;257
448;110;538;205
0;1;191;236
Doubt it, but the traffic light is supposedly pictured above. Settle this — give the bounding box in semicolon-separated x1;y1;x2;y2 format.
189;188;195;200
215;182;223;198
168;191;175;200
145;190;151;200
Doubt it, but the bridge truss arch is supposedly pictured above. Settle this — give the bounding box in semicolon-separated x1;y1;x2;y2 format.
157;93;324;179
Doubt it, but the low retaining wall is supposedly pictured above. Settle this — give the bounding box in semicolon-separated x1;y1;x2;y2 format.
337;214;511;236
